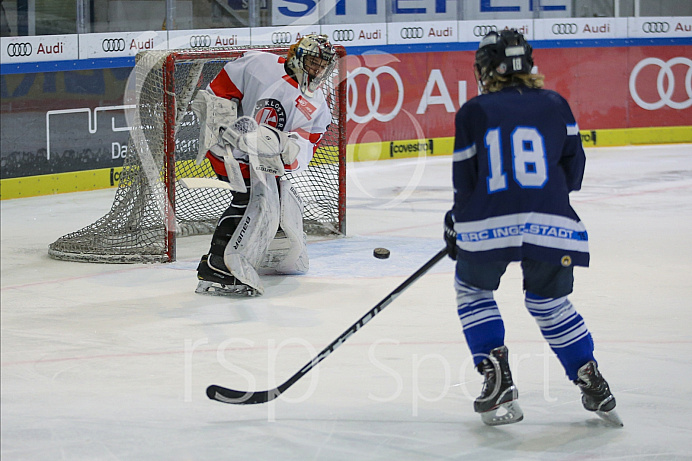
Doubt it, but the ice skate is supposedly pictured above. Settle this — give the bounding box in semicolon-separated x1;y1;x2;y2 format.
574;361;623;427
195;255;258;297
474;345;523;426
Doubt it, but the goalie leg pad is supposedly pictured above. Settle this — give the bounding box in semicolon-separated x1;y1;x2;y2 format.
223;168;281;294
260;179;309;275
197;182;251;289
208;184;250;256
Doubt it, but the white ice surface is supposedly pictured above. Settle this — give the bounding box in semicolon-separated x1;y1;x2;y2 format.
2;144;692;460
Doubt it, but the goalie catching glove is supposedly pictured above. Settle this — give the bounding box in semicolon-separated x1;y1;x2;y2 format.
190;91;238;165
220;116;301;177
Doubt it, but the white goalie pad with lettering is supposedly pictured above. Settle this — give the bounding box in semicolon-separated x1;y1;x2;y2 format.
260;179;309;275
223;168;281;295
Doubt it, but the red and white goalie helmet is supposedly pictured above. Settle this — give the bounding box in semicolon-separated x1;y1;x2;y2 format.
287;34;337;98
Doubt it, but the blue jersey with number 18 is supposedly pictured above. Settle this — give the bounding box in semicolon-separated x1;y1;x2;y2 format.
452;86;589;267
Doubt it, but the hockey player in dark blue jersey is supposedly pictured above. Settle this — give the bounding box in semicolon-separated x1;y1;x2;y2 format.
444;29;622;427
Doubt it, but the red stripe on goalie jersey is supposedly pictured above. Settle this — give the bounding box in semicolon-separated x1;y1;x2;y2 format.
295;128;324;146
284;159;300;171
209;68;243;101
282;74;298;88
205;151;251;178
205;151;227;177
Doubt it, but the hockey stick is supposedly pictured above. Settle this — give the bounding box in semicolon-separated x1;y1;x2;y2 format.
207;247;449;405
178;177;233;190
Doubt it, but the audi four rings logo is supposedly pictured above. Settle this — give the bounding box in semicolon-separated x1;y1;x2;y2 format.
347;66;405;124
7;42;32;57
332;29;355;41
400;27;424;39
271;32;292;45
102;38;126;52
473;25;497;37
189;35;212;48
552;23;578;35
629;57;692;110
642;22;670;33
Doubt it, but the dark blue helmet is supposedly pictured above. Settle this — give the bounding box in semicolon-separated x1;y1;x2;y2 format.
475;29;534;82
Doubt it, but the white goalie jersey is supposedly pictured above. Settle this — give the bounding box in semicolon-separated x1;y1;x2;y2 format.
206;50;332;176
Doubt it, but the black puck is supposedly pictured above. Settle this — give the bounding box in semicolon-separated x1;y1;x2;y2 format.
373;248;390;259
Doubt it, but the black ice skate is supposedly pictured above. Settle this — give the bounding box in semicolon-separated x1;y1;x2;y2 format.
474;345;523;426
574;361;623;427
195;254;258;297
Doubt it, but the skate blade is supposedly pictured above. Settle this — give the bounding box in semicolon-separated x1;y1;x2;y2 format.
195;281;257;297
595;409;624;427
480;401;524;426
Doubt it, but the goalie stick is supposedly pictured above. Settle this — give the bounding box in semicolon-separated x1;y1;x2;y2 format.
207;247;449;405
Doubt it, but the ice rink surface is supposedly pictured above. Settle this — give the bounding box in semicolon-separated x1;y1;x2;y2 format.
2;144;692;460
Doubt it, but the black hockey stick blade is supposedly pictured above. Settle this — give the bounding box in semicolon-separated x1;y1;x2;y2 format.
207;247;449;405
206;385;280;405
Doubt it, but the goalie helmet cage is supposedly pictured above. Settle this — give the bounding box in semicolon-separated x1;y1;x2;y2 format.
48;45;347;263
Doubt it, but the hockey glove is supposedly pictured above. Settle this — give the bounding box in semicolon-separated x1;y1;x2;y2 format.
256;123;301;166
444;209;457;260
190;91;238;165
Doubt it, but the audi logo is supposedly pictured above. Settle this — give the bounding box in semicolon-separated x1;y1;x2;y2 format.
400;27;424;40
189;35;211;48
102;38;126;52
642;22;670;33
552;23;578;35
7;42;32;57
332;29;355;41
473;25;498;37
629;57;692;110
347;66;404;124
271;32;292;45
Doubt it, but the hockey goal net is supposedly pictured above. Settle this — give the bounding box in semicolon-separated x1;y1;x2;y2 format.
48;46;346;263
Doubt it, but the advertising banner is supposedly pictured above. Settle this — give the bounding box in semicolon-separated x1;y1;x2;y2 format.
79;31;168;59
167;28;252;50
388;0;458;22
386;21;458;45
250;25;320;46
271;0;321;26
461;0;571;21
627;16;692;39
534;17;627;40
458;19;534;42
1;17;690;67
319;0;387;25
1;35;78;63
321;23;387;47
344;45;692;155
1;67;132;179
270;0;457;26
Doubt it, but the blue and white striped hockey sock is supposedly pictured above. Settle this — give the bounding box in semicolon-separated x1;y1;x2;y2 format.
455;278;505;366
524;293;595;380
